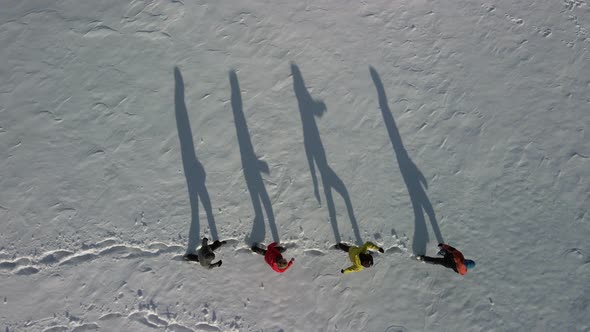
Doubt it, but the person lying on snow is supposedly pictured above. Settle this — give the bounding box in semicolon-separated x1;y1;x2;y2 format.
251;242;294;273
184;237;226;269
337;241;384;274
417;243;476;275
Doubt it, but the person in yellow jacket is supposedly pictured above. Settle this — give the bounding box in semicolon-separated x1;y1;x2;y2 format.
337;242;384;274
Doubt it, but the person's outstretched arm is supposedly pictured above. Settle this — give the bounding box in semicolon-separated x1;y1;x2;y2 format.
209;240;224;252
208;261;222;269
284;258;294;271
362;242;383;253
440;244;458;254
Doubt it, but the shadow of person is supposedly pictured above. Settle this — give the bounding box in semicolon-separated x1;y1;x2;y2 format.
229;70;279;245
291;63;362;245
369;66;443;255
174;67;219;253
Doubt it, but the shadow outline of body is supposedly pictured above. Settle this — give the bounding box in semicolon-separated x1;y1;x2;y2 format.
291;63;362;245
229;70;279;245
174;67;218;253
369;66;443;255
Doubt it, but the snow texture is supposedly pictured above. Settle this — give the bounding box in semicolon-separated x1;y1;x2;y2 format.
1;0;589;331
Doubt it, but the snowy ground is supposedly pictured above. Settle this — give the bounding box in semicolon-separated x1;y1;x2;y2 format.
1;0;589;331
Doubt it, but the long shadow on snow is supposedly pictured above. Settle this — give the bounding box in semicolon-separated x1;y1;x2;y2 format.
291;63;362;245
369;66;443;255
174;67;219;253
229;70;279;245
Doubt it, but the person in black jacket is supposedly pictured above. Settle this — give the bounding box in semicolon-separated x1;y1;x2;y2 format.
417;243;475;275
184;238;226;269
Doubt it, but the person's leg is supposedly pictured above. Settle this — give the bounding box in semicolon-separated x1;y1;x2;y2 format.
251;245;266;256
337;243;351;253
184;254;199;262
441;254;457;270
423;255;458;272
422;256;445;265
275;246;286;253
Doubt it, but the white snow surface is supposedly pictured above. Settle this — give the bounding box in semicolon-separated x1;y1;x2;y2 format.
1;0;589;331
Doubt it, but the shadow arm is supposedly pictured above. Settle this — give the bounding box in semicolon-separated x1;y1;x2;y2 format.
257;159;270;174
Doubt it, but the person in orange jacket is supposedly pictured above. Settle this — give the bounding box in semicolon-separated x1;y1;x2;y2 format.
337;241;384;274
251;242;294;273
417;243;475;275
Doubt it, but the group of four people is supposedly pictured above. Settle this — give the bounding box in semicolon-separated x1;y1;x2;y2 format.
185;238;476;276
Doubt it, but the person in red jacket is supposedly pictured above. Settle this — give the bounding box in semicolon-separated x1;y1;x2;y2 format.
417;243;475;275
251;242;294;273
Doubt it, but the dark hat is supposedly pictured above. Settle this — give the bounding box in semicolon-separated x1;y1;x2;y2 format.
360;253;373;268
